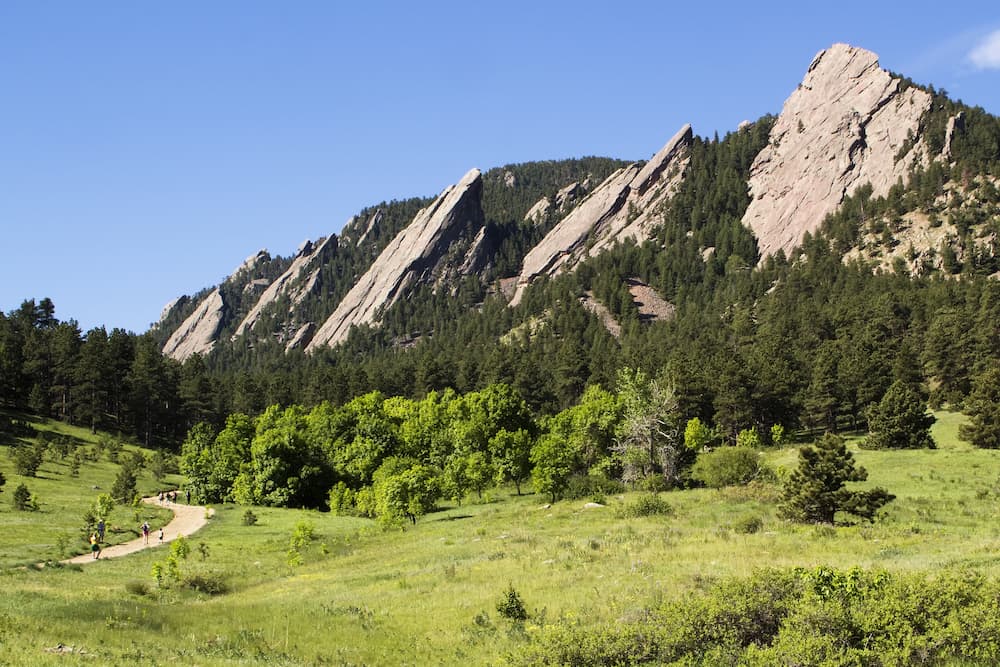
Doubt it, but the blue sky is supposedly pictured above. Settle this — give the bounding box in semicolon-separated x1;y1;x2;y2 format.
2;2;999;334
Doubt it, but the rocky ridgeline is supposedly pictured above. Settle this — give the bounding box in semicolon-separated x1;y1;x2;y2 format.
160;43;976;359
161;250;270;361
231;236;336;343
304;168;486;352
742;43;932;259
510;124;693;305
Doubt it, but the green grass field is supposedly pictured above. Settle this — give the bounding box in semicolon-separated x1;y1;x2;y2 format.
2;410;999;665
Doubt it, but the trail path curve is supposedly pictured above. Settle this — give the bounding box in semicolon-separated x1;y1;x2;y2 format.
63;496;212;565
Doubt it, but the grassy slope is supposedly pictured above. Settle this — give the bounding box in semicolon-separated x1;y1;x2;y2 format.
1;410;999;665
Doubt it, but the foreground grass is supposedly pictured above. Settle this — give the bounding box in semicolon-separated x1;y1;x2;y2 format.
1;411;999;665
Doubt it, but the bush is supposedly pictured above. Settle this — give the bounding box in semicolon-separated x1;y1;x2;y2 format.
615;493;674;518
496;585;528;621
125;580;150;596
564;474;624;500
731;514;764;534
184;573;229;595
241;509;258;526
692;447;767;488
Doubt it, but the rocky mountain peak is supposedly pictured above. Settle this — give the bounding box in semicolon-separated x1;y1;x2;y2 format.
742;43;932;259
305;168;485;352
510;124;693;304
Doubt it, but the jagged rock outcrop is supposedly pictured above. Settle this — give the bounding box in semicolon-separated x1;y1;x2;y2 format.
231;236;336;341
510;124;693;305
161;250;269;360
742;43;932;259
524;182;583;223
162;289;225;361
305;168;485;352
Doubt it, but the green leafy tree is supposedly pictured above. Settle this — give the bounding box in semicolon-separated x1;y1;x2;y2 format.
233;405;332;508
865;380;935;450
372;457;440;525
489;428;533;494
780;434;894;524
530;432;580;503
12;442;45;476
683;417;715;452
960;362;1000;448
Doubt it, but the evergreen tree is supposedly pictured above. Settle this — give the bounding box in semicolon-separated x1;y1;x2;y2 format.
865;380;935;449
960;362;1000;448
779;434;894;524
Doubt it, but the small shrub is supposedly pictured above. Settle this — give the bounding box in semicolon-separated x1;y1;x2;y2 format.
565;474;624;500
184;573;228;595
241;509;258;526
732;514;764;534
125;580;150;596
496;585;528;621
615;493;674;518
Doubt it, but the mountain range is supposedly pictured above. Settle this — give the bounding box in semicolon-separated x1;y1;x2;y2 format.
154;43;990;363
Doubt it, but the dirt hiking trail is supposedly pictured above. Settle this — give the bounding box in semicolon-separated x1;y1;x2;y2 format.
63;496;212;565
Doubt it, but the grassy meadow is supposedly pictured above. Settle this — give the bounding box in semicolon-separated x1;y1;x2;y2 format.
2;410;1000;665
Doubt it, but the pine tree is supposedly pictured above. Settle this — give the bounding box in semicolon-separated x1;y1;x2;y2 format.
780;434;894;524
960;362;1000;449
865;380;935;449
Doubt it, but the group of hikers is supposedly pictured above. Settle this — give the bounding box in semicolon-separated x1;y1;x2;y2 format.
88;488;182;559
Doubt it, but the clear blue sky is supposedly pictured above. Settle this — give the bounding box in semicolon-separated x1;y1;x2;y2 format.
2;1;998;334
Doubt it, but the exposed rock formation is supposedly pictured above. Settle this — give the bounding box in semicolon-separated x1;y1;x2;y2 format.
161;289;225;361
942;112;965;162
231;236;336;341
156;296;183;327
510;125;693;305
524;181;583;223
161;250;269;361
742;43;932;259
305;168;485;351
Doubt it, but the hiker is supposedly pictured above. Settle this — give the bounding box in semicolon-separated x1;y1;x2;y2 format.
142;521;150;545
186;489;190;504
97;519;105;543
90;533;101;559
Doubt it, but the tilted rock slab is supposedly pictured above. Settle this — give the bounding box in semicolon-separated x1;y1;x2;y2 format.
161;289;225;361
510;124;692;305
231;235;337;341
306;168;484;352
742;43;932;259
161;250;269;361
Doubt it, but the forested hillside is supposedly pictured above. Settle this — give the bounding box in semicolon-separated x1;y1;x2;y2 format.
3;47;1000;508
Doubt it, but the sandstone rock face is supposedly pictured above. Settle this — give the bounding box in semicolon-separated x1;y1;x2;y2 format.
162;289;225;361
231;235;336;340
742;43;932;259
306;168;484;351
161;250;269;360
510;125;693;305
